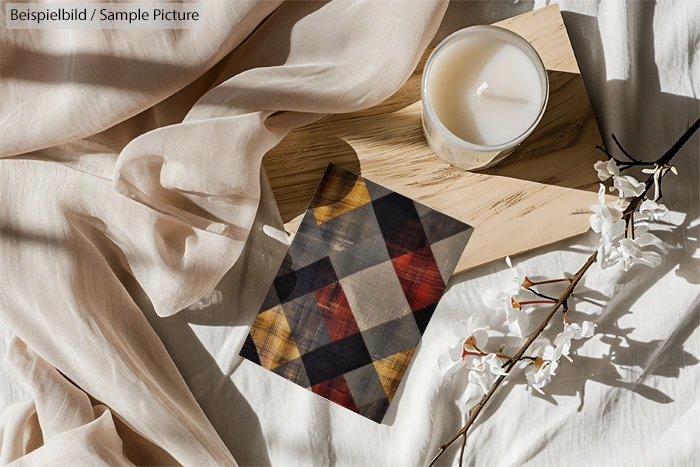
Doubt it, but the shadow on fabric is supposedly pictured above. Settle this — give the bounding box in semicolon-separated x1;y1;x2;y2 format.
443;3;700;440
128;170;290;465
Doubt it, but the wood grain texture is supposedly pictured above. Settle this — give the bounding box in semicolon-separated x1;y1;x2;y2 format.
263;4;606;273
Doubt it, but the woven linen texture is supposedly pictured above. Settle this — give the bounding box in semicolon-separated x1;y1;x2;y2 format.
240;164;472;422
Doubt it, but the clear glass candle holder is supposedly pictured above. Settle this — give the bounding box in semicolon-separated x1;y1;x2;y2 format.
421;25;549;171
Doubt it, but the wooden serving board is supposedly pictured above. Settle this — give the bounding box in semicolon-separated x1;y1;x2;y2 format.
263;4;605;274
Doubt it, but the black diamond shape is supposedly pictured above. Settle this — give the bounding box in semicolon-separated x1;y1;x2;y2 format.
301;332;373;386
273;256;338;304
372;192;430;259
412;303;438;335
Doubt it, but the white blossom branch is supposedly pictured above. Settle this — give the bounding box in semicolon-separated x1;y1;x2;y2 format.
429;117;700;467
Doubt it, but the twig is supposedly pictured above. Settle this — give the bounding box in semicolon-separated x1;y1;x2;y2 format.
595;142;651;170
427;253;598;467
516;300;555;306
525;287;558;302
464;348;537;364
525;277;572;286
595;144;613;160
629;212;635;239
428;118;700;467
621;118;700;220
458;428;467;467
611;133;641;163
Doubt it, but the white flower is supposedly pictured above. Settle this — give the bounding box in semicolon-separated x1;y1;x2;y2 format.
601;218;625;244
528;338;551;359
525;338;558;394
642;164;677;201
482;257;531;337
639;199;669;221
598;214;625;269
438;314;509;395
590;184;623;235
466;353;507;394
505;299;529;337
632;224;665;250
567;321;596;339
464;352;507;376
552;335;572;362
467;365;495;394
594;159;620;181
617;237;662;271
482;257;524;309
611;197;630;212
438;313;489;375
613;174;645;198
482;288;508;310
525;356;558;394
483;293;530;337
504;256;525;296
598;240;623;269
553;322;596;361
598;223;664;271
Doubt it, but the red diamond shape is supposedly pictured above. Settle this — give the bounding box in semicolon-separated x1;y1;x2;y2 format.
391;245;445;312
311;374;359;413
314;281;361;342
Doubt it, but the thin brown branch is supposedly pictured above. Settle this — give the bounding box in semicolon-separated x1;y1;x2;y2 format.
524;287;559;302
630;212;635;239
611;133;641;163
463;349;536;364
517;300;556;306
525;277;572;286
427;252;598;467
622;118;700;217
427;118;700;467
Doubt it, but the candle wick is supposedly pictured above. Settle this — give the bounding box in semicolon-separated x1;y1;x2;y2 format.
482;91;530;105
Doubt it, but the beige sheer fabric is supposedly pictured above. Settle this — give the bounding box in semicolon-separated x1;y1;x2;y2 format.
0;0;447;464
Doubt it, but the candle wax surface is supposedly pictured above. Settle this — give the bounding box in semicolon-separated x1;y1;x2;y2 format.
427;36;544;146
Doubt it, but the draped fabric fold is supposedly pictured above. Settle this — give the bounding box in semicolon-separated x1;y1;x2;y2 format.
0;0;448;463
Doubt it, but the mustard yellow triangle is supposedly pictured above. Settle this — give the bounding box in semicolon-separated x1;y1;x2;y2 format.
249;306;301;370
372;347;416;402
312;176;371;225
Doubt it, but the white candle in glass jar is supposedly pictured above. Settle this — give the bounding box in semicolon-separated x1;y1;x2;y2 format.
422;26;549;170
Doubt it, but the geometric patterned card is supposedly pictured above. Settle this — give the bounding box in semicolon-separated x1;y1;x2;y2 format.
240;164;473;422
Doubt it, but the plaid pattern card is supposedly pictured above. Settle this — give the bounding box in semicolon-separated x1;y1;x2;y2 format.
240;164;472;422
